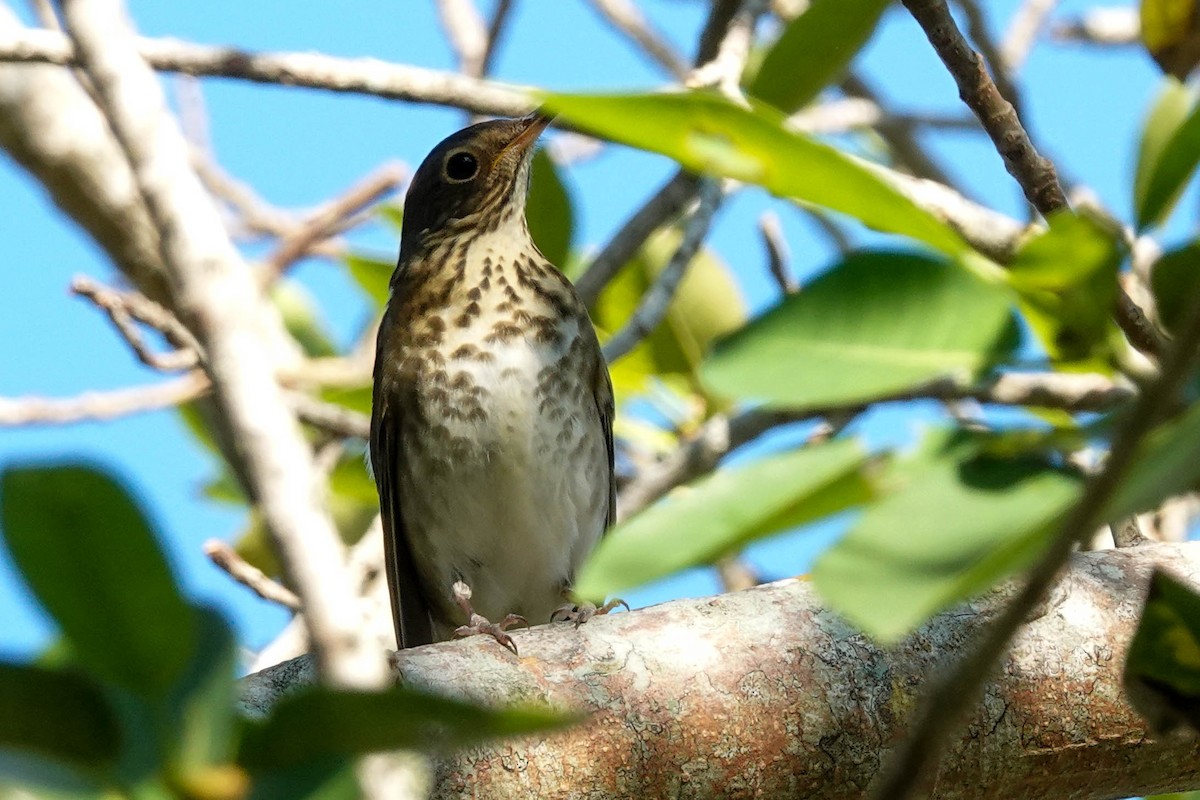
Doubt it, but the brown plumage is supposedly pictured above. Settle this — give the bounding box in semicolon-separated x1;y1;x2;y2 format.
370;115;615;650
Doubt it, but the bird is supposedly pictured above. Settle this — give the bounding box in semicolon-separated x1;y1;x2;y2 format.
370;113;622;653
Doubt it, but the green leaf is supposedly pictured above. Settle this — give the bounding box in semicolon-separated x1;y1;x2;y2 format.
813;436;1082;641
165;608;238;776
526;149;574;268
0;663;120;773
576;439;875;599
342;253;394;311
1005;211;1123;368
249;761;357;800
1140;0;1200;79
1150;240;1200;334
1135;80;1200;228
270;281;337;358
749;0;891;113
1124;569;1200;734
702;251;1017;408
377;204;404;233
593;229;746;398
1105;399;1200;522
237;687;576;769
541;91;970;257
0;464;196;696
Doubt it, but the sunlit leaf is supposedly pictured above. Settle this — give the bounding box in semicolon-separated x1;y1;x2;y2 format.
1125;569;1200;734
526;149;574;268
813;434;1082;641
237;687;576;770
702;251;1018;408
343;253;394;310
1005;211;1123;368
1;465;196;696
749;0;891;113
542;91;970;257
270;281;337;358
1135;80;1200;228
576;439;875;599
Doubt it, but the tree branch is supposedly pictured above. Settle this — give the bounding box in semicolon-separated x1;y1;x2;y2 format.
58;0;385;688
240;542;1200;800
0;373;209;427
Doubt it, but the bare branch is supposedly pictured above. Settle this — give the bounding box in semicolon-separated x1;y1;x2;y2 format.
1050;7;1139;46
583;0;689;79
436;0;489;79
204;539;301;611
479;0;515;77
574;170;702;306
955;0;1024;114
288;392;372;441
260;162;405;281
1001;0;1060;70
0;372;209;427
0;23;534;116
757;210;796;295
70;275;202;371
59;0;385;688
602;179;722;363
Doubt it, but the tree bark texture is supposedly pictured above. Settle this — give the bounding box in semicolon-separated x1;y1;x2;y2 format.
241;542;1200;799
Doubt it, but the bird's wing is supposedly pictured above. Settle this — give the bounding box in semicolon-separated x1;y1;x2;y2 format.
594;349;617;531
370;335;435;650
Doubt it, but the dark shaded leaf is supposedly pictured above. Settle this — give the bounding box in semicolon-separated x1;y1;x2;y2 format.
576;439;875;599
238;686;576;769
1140;0;1200;79
542;91;969;256
166;607;238;774
0;465;196;696
749;0;891;112
702;252;1017;408
249;760;357;800
1105;398;1200;522
0;663;120;771
1124;569;1200;734
1150;240;1200;334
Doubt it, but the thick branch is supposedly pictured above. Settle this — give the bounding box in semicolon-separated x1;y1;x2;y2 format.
0;23;533;116
59;0;384;688
241;543;1200;800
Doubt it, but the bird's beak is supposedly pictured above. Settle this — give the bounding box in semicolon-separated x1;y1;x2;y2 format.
504;112;555;159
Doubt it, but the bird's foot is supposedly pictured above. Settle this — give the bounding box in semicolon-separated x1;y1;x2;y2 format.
551;598;629;627
451;580;526;655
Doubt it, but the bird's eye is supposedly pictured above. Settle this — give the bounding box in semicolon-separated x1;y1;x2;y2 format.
444;151;479;182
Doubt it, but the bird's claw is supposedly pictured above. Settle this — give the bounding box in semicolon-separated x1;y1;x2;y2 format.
551;597;629;627
451;580;526;654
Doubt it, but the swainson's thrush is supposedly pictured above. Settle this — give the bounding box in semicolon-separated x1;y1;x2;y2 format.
370;115;618;651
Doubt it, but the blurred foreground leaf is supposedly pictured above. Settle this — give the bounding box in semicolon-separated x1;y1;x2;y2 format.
1150;241;1200;334
1125;569;1200;734
0;465;196;696
526;149;574;268
238;687;577;769
702;252;1017;408
813;435;1082;641
576;438;875;598
1140;0;1200;79
542;91;969;257
1135;80;1200;228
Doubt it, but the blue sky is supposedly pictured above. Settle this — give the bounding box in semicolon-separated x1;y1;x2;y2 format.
0;1;1178;660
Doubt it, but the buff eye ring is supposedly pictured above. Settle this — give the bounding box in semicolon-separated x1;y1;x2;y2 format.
444;150;480;182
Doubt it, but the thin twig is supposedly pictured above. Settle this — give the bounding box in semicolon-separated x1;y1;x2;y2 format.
436;0;489;78
1050;7;1139;46
261;162;405;281
1001;0;1060;70
479;0;515;78
0;24;534;117
575;171;702;306
70;275;202;371
60;0;386;688
1111;516;1151;548
204;539;301;611
602;180;722;363
0;372;209;427
584;0;689;79
289;392;372;441
955;0;1024;114
757;210;797;295
900;0;1162;360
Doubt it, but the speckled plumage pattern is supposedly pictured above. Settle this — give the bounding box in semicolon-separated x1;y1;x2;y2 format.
371;117;614;649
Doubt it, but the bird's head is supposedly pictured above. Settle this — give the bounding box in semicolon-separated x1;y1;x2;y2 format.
400;114;552;251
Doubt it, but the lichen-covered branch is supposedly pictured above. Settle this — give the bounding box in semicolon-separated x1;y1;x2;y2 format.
241;542;1200;800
